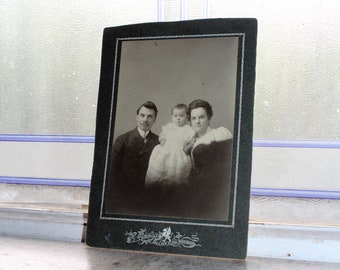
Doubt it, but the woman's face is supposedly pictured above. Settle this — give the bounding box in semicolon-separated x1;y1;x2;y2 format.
190;107;210;136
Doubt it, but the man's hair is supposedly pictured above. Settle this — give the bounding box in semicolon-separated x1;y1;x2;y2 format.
171;103;188;115
136;101;158;117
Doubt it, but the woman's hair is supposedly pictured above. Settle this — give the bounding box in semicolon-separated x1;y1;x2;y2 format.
188;99;213;119
171;103;188;115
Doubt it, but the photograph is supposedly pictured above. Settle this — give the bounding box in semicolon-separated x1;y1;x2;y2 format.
103;36;238;222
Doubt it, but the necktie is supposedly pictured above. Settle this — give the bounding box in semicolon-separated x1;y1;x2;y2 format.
143;131;147;143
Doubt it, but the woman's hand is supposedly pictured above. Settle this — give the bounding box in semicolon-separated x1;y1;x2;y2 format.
183;132;198;155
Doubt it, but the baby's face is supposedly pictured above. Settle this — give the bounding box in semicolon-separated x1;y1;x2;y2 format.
172;108;187;127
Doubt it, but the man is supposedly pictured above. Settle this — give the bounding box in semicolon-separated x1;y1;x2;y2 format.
106;101;159;214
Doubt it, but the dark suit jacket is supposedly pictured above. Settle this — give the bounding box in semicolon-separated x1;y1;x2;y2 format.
106;127;159;214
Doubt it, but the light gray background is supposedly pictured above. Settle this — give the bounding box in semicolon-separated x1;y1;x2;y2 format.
113;37;239;140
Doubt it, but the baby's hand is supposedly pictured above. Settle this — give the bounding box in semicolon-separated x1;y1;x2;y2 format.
160;138;166;146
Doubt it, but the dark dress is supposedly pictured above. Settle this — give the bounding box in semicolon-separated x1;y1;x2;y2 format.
186;137;233;221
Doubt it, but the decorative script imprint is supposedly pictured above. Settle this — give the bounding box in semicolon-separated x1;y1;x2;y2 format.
125;226;202;248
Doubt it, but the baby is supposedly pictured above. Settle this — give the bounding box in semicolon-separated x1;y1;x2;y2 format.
145;103;195;187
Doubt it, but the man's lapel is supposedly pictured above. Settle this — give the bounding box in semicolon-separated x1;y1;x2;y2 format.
139;132;157;155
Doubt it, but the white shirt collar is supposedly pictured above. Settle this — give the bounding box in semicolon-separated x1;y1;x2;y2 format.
137;127;150;139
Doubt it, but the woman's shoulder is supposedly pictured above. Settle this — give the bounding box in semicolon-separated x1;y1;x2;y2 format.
202;127;233;144
210;127;233;141
196;127;232;146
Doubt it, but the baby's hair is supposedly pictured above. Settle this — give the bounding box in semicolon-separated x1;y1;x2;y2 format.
171;103;188;115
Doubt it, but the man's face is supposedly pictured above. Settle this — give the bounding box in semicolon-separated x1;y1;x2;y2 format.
136;106;156;131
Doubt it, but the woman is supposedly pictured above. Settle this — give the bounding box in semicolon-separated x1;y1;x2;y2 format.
186;99;233;221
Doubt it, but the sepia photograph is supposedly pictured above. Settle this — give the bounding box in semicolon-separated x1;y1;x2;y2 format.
103;36;238;221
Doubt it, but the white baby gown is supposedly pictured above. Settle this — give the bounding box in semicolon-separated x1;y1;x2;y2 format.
145;122;194;186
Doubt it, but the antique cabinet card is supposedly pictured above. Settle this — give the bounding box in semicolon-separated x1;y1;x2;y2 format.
86;18;257;259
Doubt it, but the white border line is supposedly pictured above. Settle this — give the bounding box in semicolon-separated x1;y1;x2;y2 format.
100;33;246;228
231;34;246;227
